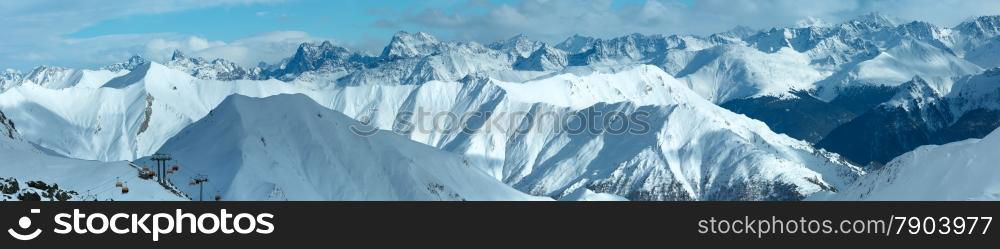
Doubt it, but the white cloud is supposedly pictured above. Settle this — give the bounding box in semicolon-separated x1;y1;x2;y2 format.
168;31;329;66
0;0;287;70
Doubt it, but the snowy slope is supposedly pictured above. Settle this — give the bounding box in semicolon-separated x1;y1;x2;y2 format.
815;67;1000;166
8;13;1000;201
558;188;628;201
948;67;1000;113
314;65;863;200
814;39;982;100
815;127;1000;200
2;66;127;90
0;109;184;201
146;94;546;201
1;60;862;200
1;69;23;93
964;37;1000;69
0;61;315;161
673;45;826;103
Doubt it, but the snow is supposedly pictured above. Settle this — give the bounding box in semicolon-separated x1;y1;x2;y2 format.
965;38;1000;68
815;127;1000;200
0;62;309;161
882;76;943;110
10;66;127;90
489;34;544;58
145;94;548;201
0;112;184;201
316;65;863;200
674;45;826;103
945;67;1000;116
558;188;628;201
0;61;863;200
5;13;1000;201
381;31;443;59
555;35;598;54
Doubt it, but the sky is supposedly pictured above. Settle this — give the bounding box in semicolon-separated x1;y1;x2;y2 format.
2;0;1000;71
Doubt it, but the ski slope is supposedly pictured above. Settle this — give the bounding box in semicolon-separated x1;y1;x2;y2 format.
145;94;548;201
0;110;184;201
815;127;1000;200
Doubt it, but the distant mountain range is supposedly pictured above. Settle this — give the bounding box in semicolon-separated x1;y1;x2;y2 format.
2;13;999;200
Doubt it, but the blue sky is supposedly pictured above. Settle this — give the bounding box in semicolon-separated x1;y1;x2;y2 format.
68;0;481;43
68;0;682;45
1;0;998;70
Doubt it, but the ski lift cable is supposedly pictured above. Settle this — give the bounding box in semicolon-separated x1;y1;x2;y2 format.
83;174;121;197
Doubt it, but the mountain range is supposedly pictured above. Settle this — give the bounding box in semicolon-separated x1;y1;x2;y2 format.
2;13;999;200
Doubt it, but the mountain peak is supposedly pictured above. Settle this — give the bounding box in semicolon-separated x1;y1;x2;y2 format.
1;69;22;78
555;34;598;53
0;69;23;92
162;51;261;81
514;43;567;71
489;33;543;58
901;76;935;94
296;41;351;55
851;12;899;26
171;50;186;61
459;72;492;84
381;31;442;59
955;15;1000;37
156;93;542;200
840;12;901;32
103;55;149;72
497;33;532;45
273;41;361;78
391;31;437;41
885;75;942;109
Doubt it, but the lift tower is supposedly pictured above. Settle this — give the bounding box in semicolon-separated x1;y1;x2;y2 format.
190;175;210;201
150;153;172;185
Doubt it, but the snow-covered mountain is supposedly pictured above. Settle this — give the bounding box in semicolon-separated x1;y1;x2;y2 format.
0;61;311;161
513;44;567;71
5;12;1000;201
307;65;863;200
166;50;264;80
817;68;1000;166
817;77;954;166
103;55;149;72
489;34;544;58
815;127;1000;200
0;59;862;200
0;109;184;201
0;69;23;92
97;13;996;108
143;94;546;201
0;65;127;91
